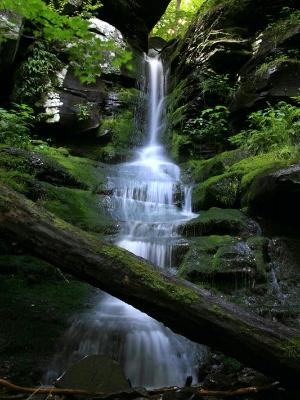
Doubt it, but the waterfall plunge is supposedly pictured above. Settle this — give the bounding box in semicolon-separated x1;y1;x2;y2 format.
46;55;204;389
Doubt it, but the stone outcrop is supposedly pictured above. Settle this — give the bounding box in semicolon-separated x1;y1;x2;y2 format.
245;164;300;225
165;0;300;157
98;0;170;51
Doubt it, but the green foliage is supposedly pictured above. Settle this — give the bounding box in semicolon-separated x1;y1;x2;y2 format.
171;132;191;161
255;49;300;78
0;0;131;83
14;42;63;104
118;87;139;104
265;10;300;45
98;104;135;162
153;0;205;40
74;102;94;121
229;100;300;154
199;0;249;15
197;71;236;103
68;37;131;84
184;105;229;146
0;104;34;148
48;0;101;17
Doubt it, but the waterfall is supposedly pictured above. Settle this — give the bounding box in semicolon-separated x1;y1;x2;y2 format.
46;55;204;389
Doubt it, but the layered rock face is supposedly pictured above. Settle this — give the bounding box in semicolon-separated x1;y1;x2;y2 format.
163;0;300;347
166;0;300;156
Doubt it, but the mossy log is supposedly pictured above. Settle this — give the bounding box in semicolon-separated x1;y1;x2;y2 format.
0;185;300;386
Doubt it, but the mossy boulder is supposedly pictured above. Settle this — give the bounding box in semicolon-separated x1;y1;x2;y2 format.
246;236;270;278
0;146;117;235
178;235;265;289
0;147;87;190
41;184;118;235
188;150;247;183
56;355;129;393
190;152;293;211
243;164;300;226
192;172;242;210
178;208;260;238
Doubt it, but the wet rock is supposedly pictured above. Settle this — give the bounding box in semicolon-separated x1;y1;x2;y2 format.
192;173;243;210
245;164;300;226
178;235;264;289
231;22;300;127
149;36;167;51
246;236;270;279
56;354;130;393
178;208;260;238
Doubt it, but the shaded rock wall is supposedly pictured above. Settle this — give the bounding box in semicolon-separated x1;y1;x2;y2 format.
165;0;300;158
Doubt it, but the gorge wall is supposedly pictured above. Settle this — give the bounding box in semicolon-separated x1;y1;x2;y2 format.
0;0;300;392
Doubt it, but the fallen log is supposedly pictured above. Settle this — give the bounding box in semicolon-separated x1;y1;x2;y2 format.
0;185;299;386
0;378;280;398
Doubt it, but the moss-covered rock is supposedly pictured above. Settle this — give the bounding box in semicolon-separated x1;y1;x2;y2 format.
0;147;87;190
188;150;248;183
178;207;260;238
41;184;118;235
192;172;242;210
246;236;270;278
0;145;118;235
243;164;300;227
178;235;264;290
190;152;293;211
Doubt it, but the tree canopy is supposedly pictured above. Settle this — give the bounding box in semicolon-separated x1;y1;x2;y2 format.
153;0;205;41
0;0;131;83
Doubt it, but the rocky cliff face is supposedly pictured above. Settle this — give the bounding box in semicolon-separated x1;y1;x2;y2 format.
163;1;300;367
166;0;300;157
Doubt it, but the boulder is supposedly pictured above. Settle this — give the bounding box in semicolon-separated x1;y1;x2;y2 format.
245;164;300;226
56;354;129;393
178;235;263;288
0;147;86;189
192;173;243;210
178;208;260;239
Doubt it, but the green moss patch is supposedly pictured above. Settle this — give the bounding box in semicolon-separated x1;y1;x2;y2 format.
178;207;259;238
191;151;294;211
41;184;117;235
47;149;108;190
178;234;264;290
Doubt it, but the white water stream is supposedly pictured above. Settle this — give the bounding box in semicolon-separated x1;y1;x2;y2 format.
46;55;204;388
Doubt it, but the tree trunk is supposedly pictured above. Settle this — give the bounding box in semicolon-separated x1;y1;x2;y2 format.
0;185;299;386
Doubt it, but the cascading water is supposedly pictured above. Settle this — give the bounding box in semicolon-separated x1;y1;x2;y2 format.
46;54;204;388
